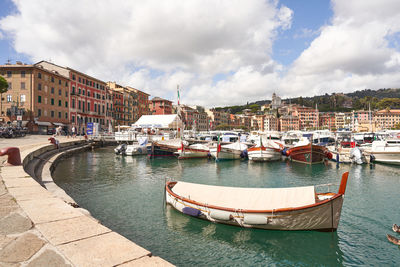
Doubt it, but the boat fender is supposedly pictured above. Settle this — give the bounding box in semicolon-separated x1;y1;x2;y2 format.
240;150;248;159
182;207;202;217
326;152;333;160
336;152;339;162
209;210;232;221
243;215;269;225
281;148;288;156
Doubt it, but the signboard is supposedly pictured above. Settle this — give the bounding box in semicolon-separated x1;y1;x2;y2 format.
86;122;94;135
17;115;22;121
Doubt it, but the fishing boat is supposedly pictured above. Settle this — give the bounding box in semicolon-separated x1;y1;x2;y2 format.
366;140;400;165
286;137;330;164
247;139;282;162
175;143;210;159
165;172;349;231
147;139;187;158
209;142;248;160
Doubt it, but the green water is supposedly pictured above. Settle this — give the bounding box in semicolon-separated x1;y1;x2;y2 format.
53;147;400;266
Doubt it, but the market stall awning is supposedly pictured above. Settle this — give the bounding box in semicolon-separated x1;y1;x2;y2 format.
36;121;52;126
53;122;65;126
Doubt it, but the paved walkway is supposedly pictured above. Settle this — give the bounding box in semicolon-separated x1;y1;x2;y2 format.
0;135;173;266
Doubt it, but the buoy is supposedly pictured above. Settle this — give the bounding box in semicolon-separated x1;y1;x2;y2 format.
0;147;22;166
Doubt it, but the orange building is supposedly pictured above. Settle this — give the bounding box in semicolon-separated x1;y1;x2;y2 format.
150;97;173;115
374;109;400;130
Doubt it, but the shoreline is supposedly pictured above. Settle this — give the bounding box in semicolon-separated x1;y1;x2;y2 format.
0;135;172;266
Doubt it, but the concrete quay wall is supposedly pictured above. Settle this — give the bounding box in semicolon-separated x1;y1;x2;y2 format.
0;138;173;266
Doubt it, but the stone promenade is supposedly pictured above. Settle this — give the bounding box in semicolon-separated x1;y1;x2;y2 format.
0;135;173;266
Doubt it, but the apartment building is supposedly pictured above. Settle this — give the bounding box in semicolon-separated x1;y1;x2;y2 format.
150;97;173;115
0;62;70;133
130;87;150;118
293;106;318;129
319;112;336;130
264;115;279;131
374;109;400;130
280;115;300;131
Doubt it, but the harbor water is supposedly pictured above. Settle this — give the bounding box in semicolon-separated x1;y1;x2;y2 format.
53;147;400;266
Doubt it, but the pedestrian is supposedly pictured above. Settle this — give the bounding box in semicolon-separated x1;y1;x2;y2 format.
71;125;76;138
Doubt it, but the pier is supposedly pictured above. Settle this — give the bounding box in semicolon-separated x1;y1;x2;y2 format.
0;135;172;266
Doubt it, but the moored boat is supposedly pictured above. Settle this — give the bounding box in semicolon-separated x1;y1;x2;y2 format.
148;139;187;158
209;142;248;160
165;172;349;231
366;140;400;165
247;139;282;162
286;137;329;164
175;143;210;159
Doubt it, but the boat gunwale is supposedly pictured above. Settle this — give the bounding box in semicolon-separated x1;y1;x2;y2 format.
165;181;344;214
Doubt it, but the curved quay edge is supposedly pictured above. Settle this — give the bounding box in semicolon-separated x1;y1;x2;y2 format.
1;139;173;267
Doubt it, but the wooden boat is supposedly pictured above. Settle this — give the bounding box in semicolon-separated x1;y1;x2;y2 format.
286;138;329;164
209;142;248;160
175;143;210;159
165;172;349;231
247;140;282;162
393;224;400;233
147;139;186;158
387;234;400;245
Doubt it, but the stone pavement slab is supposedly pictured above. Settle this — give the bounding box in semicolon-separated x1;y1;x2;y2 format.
0;233;45;263
17;197;83;224
0;213;32;235
119;256;175;266
3;178;40;188
35;215;112;246
7;185;54;201
58;232;151;267
26;249;71;267
0;235;15;250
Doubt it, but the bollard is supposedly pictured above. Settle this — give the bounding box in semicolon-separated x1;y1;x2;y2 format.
0;147;22;166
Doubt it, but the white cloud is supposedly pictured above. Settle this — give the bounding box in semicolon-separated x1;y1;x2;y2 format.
1;0;400;107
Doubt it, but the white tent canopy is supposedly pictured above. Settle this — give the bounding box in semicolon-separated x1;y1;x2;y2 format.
133;114;182;129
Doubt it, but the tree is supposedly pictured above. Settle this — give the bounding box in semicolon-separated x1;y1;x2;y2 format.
0;76;9;118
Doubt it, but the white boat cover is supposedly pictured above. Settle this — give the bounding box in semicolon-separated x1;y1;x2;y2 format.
222;142;248;151
133;114;182;129
172;182;316;210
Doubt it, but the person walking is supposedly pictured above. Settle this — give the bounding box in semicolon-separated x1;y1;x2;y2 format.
71;125;76;138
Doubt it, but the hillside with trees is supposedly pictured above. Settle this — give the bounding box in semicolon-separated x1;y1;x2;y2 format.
215;88;400;114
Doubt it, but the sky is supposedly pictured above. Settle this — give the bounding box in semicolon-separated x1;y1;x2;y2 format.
1;0;400;107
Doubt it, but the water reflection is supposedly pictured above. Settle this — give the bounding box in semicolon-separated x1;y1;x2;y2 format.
165;206;344;266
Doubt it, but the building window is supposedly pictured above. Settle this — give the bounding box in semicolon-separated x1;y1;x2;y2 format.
59;79;61;85
8;82;12;90
78;88;81;94
83;89;85;96
72;99;75;108
21;82;25;89
72;74;75;80
65;91;68;97
38;72;41;79
65;81;68;87
58;112;61;118
58;100;61;106
65;101;68;108
72;115;75;122
94;103;97;112
51;87;54;94
21;71;25;78
58;89;61;96
78;77;81;83
51;98;54;105
38;95;41;103
51;111;54;117
65;112;68;119
87;102;90;111
7;95;12;102
51;76;54;83
87;91;90;97
7;71;11;77
38;109;41;117
20;94;26;102
38;83;41;90
72;86;75;94
78;100;81;110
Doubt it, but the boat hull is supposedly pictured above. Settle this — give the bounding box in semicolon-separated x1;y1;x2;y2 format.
247;147;281;162
175;148;210;159
166;188;344;231
147;143;178;158
210;148;242;160
288;145;327;164
370;152;400;165
125;145;147;156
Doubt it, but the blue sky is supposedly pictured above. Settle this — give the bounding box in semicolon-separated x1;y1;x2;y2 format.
1;0;400;107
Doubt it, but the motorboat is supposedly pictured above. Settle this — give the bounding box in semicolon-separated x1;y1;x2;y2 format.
209;142;248;160
247;139;282;162
366;140;400;165
125;137;149;156
286;137;330;164
165;172;349;231
327;145;367;164
175;143;210;159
